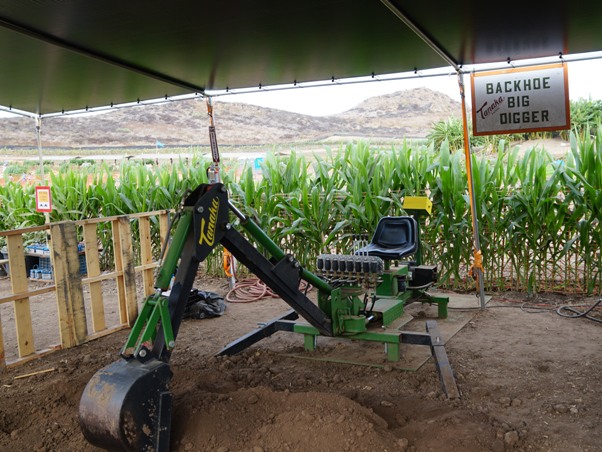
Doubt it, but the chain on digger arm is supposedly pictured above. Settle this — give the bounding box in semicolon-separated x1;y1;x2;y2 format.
206;96;238;290
206;96;221;183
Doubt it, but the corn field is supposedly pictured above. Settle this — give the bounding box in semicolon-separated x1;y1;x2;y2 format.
1;130;601;294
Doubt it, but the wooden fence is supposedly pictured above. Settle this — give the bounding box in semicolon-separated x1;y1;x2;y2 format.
0;210;170;369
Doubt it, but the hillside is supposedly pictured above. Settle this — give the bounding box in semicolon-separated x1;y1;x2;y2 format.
0;88;461;148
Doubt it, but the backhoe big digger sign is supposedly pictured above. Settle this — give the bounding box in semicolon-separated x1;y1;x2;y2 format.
471;63;570;136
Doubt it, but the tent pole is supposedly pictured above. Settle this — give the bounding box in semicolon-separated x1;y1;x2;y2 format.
380;0;459;70
457;72;486;309
380;0;484;307
0;17;205;95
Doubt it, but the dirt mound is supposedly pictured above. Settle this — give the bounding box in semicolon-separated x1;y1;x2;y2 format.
172;385;396;452
167;347;501;452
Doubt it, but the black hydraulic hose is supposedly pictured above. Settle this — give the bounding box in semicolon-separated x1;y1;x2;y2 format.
556;299;602;323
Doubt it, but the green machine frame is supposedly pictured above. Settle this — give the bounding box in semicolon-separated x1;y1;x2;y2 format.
80;183;458;452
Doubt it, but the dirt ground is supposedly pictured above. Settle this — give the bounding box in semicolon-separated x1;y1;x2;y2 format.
0;273;601;452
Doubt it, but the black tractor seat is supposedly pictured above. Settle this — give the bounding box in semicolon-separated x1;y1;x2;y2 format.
355;216;418;260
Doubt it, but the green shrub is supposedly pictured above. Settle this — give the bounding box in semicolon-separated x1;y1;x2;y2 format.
3;164;27;176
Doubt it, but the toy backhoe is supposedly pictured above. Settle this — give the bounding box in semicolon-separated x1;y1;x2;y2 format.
79;183;458;451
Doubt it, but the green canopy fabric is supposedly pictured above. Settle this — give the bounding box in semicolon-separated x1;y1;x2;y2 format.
0;0;600;115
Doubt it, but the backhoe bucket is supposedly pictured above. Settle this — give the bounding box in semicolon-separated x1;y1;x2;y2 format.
79;358;172;451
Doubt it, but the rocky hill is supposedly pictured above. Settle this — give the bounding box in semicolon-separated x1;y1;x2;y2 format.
0;87;460;148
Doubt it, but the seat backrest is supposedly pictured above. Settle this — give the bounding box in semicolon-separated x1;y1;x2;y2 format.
356;216;418;260
373;217;416;247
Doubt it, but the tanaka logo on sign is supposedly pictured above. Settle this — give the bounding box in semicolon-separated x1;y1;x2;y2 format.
470;63;570;136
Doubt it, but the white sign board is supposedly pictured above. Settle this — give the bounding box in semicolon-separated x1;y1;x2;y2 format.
471;63;570;136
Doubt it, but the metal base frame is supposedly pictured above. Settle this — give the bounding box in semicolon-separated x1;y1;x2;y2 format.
217;310;459;399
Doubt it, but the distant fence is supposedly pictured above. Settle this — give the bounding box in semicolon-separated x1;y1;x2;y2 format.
0;210;170;369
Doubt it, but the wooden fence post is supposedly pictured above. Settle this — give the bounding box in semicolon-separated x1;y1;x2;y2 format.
112;217;138;327
82;223;106;332
139;216;155;297
159;211;169;257
6;234;35;359
0;311;4;370
50;221;87;348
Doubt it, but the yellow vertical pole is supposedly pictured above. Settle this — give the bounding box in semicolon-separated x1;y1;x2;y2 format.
380;0;485;306
458;72;487;308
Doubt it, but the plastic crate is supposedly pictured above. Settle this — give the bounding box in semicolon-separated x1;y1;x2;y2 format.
31;254;87;276
38;257;52;271
79;254;87;275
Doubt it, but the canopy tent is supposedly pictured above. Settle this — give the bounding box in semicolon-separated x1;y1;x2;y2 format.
1;0;601;117
2;0;602;306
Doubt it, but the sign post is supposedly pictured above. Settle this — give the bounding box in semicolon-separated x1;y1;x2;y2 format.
471;63;570;136
35;186;52;213
466;62;570;307
459;72;487;309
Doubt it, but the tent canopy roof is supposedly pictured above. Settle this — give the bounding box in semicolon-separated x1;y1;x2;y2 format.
1;1;600;115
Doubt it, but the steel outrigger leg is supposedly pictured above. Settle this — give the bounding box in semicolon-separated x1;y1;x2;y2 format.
219;316;459;399
425;320;459;399
217;309;299;356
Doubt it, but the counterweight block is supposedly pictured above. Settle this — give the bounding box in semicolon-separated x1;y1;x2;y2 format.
79;358;172;451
